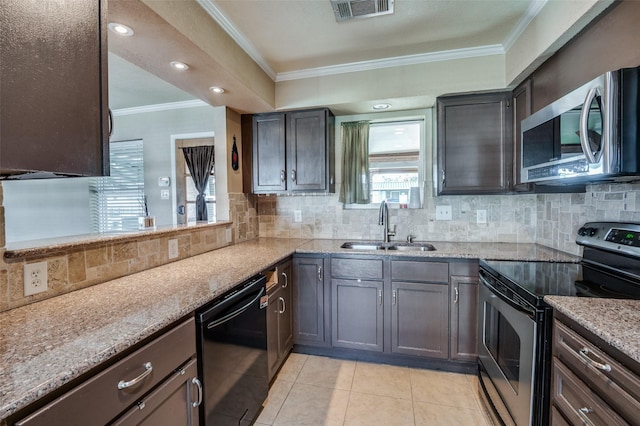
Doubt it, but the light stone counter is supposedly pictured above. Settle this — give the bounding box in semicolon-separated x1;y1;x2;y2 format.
545;296;640;364
0;238;577;422
0;238;306;422
297;239;581;262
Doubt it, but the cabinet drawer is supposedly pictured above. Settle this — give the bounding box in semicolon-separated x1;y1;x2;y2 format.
391;261;448;283
554;321;640;423
17;318;196;426
552;358;626;426
331;258;383;280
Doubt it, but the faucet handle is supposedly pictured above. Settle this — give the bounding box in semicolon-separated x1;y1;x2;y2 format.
388;225;397;238
407;234;415;243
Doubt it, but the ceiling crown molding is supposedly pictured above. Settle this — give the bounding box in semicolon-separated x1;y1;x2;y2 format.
276;45;505;82
197;0;277;80
112;100;209;116
197;0;547;83
502;0;548;51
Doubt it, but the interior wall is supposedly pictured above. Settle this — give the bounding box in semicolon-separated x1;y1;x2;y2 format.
112;105;220;226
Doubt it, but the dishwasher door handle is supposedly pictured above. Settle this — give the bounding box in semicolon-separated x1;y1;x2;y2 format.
206;287;265;329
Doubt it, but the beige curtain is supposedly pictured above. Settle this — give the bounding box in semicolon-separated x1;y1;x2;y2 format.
339;121;370;204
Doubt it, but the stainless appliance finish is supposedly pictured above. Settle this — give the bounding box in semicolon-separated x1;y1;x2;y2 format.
478;222;640;425
196;275;268;426
521;67;640;184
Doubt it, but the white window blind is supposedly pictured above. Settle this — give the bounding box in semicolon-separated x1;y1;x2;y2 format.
90;139;145;233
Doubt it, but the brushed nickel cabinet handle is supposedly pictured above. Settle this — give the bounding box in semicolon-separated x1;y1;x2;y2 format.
280;170;286;182
379;290;383;306
118;362;153;389
192;377;203;408
392;290;397;305
577;407;595;426
278;296;286;314
282;271;288;288
454;287;459;304
291;169;297;183
578;347;612;372
317;265;323;281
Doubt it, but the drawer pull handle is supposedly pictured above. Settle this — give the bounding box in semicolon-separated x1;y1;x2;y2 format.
118;362;153;390
577;407;595;426
279;296;286;314
282;271;288;288
192;377;203;408
578;347;612;372
453;287;459;304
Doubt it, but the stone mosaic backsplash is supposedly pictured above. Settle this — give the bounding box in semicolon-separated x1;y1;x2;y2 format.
0;190;258;313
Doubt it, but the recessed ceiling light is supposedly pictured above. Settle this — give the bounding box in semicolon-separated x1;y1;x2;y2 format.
108;22;134;36
209;86;225;94
170;61;189;71
372;103;391;110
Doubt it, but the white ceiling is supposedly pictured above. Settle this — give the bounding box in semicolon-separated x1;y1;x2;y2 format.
109;0;546;112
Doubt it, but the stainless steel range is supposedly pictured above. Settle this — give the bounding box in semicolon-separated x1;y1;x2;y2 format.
477;222;640;426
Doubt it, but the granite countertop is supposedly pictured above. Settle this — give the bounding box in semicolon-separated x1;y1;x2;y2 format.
0;238;577;421
545;296;640;364
297;239;581;262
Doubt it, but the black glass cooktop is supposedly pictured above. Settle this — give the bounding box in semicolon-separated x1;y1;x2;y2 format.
480;259;640;306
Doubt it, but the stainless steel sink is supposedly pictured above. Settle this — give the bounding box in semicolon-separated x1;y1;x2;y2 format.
340;241;436;251
387;242;436;252
340;242;387;250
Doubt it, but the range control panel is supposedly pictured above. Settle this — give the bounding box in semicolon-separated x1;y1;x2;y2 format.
577;222;640;256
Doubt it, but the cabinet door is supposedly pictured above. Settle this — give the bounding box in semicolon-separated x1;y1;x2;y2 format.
450;276;478;361
1;0;108;176
286;109;328;191
267;284;281;381
512;80;533;192
293;256;329;346
391;282;449;358
252;113;286;193
113;359;200;426
279;261;294;355
332;279;384;352
437;92;512;194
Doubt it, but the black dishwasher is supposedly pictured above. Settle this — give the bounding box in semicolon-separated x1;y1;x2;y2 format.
196;274;268;426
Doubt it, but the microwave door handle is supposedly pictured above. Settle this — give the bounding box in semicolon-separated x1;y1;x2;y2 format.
580;87;600;163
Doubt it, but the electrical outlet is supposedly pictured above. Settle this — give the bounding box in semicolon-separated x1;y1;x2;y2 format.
435;205;452;221
294;210;302;223
226;228;232;243
24;261;48;296
477;209;488;224
160;189;170;200
168;239;179;259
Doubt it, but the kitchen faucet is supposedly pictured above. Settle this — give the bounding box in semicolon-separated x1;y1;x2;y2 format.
378;200;396;243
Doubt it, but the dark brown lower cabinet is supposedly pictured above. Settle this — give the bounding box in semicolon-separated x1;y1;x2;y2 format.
391;281;449;358
15;318;199;426
293;255;329;347
113;359;200;426
267;260;294;381
332;279;384;352
450;275;478;361
552;317;640;425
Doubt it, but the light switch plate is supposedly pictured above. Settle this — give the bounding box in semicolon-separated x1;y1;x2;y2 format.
435;205;452;221
294;210;302;223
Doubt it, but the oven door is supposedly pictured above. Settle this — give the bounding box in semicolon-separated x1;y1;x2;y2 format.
478;274;536;426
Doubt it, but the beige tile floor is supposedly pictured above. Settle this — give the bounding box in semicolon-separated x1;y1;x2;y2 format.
256;353;493;426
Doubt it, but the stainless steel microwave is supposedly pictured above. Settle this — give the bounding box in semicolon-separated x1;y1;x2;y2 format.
521;67;640;184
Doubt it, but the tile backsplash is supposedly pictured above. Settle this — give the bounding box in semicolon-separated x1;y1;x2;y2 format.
2;181;640;313
0;189;258;313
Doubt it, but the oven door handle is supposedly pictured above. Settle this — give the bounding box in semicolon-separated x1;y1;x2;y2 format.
479;272;535;318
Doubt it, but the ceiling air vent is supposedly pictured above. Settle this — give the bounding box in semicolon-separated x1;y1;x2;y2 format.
331;0;394;22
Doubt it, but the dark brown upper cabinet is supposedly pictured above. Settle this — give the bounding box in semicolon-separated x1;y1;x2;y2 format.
512;80;533;192
0;0;109;178
436;92;513;195
243;108;335;194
